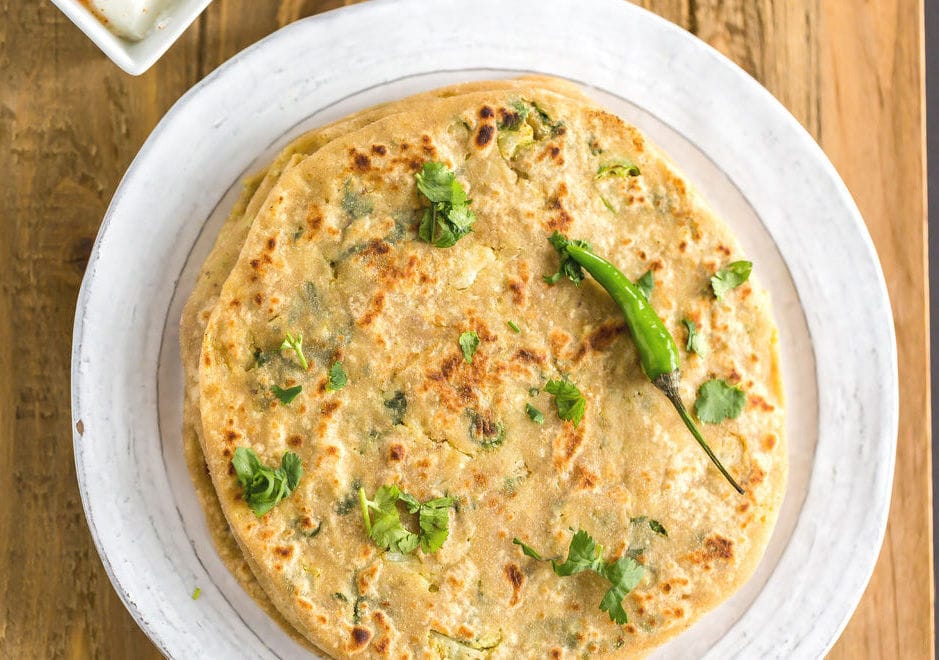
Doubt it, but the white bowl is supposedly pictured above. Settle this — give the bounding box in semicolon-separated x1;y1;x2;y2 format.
50;0;211;75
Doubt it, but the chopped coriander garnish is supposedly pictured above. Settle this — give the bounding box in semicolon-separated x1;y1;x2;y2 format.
359;485;455;554
341;181;373;219
649;519;669;537
271;384;302;405
232;448;303;516
525;403;545;424
506;320;521;333
416;162;476;248
596;159;640;178
631;516;669;538
545;378;586;427
710;260;753;300
191;587;201;600
514;529;644;624
694;379;746;423
635;269;654;301
600;195;616;213
544;231;592;286
280;332;308;370
682;318;706;356
326;361;347;391
459;331;479;363
384;391;407;425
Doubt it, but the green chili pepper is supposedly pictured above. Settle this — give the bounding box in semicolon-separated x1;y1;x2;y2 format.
564;244;745;494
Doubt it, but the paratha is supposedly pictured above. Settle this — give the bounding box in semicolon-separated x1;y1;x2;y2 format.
180;78;591;642
194;82;785;657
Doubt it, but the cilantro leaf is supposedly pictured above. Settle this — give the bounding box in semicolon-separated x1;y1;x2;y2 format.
682;318;706;356
415;162;476;248
459;331;479;363
694;379;746;423
551;529;606;576
191;587;201;600
635;269;654;301
358;485;419;554
231;447;303;516
326;361;347;391
596;159;641;178
545;378;586;426
507;320;521;333
280;332;309;370
512;537;545;560
416;496;456;553
544;231;592;286
514;529;645;624
281;452;303;491
415;162;459;203
359;485;454;554
525;402;545;424
710;260;753;300
598;556;644;624
271;384;302;405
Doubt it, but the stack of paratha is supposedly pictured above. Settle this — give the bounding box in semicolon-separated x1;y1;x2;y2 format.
181;77;786;658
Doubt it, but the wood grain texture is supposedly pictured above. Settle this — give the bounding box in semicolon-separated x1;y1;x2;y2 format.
0;0;928;657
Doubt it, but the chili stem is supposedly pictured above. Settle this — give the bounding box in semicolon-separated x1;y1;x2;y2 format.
654;373;745;494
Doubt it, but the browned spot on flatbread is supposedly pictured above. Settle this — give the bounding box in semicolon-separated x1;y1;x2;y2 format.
513;348;546;364
306;211;324;234
287;434;304;448
348;626;371;652
388;443;404;462
371;144;387;156
358;291;386;327
544;184;574;232
476;124;494;147
548;329;572;357
554;424;586;471
266;236;276;250
351;149;372;171
357;563;380;592
479;105;494;119
748;394;775;412
571;464;598;490
274;545;294;559
748;465;765;486
504;563;525;606
705;536;734;559
507;277;525;306
362;239;390;258
573;320;627;361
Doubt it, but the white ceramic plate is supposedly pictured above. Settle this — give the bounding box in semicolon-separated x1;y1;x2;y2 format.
71;0;898;657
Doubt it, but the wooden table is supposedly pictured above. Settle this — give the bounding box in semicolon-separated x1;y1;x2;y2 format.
0;0;930;656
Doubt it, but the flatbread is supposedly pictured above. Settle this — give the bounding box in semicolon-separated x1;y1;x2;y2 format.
180;78;590;644
196;83;785;657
